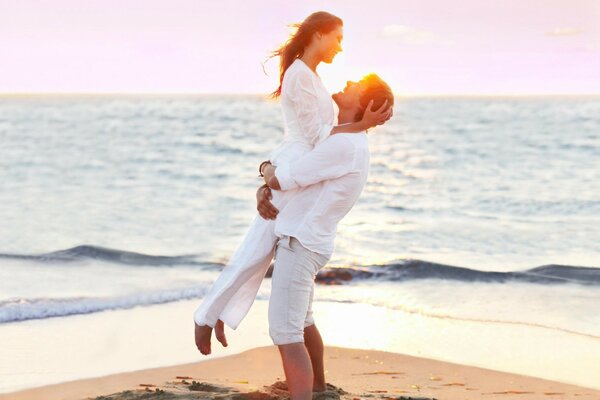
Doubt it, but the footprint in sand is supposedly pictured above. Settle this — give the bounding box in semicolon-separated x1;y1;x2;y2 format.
188;380;231;393
262;381;347;400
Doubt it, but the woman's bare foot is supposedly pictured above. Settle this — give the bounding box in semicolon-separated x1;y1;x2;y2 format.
194;323;213;355
215;319;228;347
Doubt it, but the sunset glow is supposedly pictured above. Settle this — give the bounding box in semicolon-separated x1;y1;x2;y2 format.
0;0;599;95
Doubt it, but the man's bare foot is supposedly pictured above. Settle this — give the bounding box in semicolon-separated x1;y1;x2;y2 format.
215;319;228;347
194;322;213;355
313;383;327;392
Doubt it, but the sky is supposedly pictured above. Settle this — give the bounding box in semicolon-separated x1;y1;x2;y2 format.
0;0;599;95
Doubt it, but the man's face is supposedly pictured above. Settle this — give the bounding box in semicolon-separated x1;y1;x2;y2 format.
332;80;364;111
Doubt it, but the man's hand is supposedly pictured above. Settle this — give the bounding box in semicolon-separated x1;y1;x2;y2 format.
262;164;281;190
256;184;278;220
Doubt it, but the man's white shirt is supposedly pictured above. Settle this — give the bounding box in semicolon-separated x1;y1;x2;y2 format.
274;132;370;257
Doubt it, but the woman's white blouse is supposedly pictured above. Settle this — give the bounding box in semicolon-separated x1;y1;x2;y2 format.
269;59;336;166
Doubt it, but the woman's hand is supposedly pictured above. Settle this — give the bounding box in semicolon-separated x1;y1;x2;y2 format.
360;100;392;129
256;184;278;220
330;100;393;135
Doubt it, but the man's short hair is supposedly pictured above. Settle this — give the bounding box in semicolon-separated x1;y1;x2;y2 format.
354;73;395;122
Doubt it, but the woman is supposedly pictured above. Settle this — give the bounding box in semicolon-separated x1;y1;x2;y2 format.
194;11;389;356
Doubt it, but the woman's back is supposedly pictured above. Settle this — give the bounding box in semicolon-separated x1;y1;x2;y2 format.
269;58;336;166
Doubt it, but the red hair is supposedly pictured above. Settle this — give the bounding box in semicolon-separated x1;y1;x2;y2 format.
268;11;343;98
354;74;395;122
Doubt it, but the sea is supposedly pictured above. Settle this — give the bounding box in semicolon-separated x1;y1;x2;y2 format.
1;94;599;393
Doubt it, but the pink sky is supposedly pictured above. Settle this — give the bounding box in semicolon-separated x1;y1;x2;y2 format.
0;0;598;95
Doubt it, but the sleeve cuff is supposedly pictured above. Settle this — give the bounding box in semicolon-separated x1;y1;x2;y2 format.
274;163;299;191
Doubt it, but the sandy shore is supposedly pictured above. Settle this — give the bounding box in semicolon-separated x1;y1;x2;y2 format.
2;345;598;400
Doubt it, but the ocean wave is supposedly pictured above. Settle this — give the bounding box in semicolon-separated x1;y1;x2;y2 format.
316;260;600;286
0;287;214;323
2;245;599;287
0;245;222;267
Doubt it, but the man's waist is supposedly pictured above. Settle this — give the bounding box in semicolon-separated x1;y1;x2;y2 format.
273;226;335;257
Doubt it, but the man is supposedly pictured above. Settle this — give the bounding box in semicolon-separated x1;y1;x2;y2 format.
193;74;392;357
255;74;394;400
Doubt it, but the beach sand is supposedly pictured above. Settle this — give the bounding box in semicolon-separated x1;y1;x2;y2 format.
2;345;598;400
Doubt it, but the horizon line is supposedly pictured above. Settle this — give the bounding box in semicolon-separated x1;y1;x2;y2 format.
1;92;599;98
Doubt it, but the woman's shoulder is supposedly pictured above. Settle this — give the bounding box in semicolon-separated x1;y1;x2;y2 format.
283;59;314;83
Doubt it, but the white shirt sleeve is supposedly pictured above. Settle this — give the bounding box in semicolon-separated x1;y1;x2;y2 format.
284;70;333;145
275;135;357;191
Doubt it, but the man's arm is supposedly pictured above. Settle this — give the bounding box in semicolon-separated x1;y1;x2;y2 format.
262;135;357;191
262;165;280;190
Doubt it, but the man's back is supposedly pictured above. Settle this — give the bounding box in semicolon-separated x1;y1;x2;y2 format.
274;133;370;257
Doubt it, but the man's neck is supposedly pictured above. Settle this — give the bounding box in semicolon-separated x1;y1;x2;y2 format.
337;108;359;126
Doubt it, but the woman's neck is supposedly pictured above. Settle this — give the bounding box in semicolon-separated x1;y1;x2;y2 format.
299;48;320;73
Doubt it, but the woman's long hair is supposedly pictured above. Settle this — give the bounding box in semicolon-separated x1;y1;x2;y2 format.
268;11;343;98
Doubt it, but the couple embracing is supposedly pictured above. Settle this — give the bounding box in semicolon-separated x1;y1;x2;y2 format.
194;11;394;400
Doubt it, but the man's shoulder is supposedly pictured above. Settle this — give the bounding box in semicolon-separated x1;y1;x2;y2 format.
318;133;368;157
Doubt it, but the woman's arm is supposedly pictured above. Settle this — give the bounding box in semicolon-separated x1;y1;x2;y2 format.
331;100;392;135
287;71;334;145
287;71;392;141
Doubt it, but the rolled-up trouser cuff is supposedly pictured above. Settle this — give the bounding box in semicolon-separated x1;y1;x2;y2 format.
269;332;305;345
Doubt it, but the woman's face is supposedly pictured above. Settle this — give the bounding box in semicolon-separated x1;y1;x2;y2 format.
317;25;343;63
